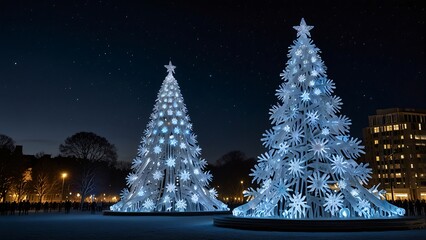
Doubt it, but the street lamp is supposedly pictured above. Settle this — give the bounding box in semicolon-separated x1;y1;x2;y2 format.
61;172;68;201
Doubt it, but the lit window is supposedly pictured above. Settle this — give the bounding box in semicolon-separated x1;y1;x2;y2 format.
419;124;422;130
396;173;401;177
373;127;380;133
374;140;379;144
393;124;399;130
410;134;413;139
401;155;405;159
404;124;407;129
385;165;388;170
401;135;404;140
411;164;414;168
378;174;381;178
376;156;380;161
386;125;392;131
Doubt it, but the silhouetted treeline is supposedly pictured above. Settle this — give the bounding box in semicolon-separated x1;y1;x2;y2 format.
0;133;129;203
208;151;258;208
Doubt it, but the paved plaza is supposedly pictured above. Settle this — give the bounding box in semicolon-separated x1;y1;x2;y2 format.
0;213;425;240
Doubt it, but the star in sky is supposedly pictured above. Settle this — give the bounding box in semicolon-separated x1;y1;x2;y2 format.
293;18;314;37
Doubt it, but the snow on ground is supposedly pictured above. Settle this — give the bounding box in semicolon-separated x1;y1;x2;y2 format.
0;213;425;240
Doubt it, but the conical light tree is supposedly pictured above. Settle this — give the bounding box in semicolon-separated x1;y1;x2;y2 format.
111;62;227;212
233;19;405;219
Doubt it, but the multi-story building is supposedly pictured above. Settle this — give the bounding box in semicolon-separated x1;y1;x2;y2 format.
363;108;426;201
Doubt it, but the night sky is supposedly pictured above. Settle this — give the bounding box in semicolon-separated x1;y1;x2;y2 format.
0;1;424;164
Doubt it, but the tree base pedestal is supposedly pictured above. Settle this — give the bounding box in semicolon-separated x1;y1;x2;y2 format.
213;216;426;231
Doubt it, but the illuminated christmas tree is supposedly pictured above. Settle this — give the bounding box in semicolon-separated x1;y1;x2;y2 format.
111;61;227;212
233;19;405;219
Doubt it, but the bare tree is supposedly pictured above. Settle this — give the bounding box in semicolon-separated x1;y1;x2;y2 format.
78;167;96;207
60;132;117;208
59;132;117;165
33;172;59;202
11;168;32;202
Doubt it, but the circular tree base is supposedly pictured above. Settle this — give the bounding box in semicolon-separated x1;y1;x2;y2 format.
103;210;231;216
213;216;426;232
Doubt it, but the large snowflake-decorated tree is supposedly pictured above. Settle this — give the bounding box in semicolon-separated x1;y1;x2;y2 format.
233;19;405;219
111;61;227;212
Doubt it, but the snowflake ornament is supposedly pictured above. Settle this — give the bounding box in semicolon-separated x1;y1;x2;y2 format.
300;91;310;102
288;158;305;177
273;179;292;199
289;126;304;145
209;188;218;198
307;171;330;196
153;145;162;154
175;199;187;211
275;143;289;157
306;110;319;126
170;138;178;146
309;138;329;158
330;155;347;176
179;170;191;182
165;157;176;167
324;192;344;216
288;193;310;218
165;183;177;193
152;171;163;181
142;198;155;211
338;180;347;190
191;194;199;203
126;173;138;185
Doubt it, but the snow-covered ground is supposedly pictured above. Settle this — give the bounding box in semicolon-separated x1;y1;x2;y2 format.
0;213;424;240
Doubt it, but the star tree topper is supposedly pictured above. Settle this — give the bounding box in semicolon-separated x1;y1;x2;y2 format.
293;18;314;37
164;60;176;74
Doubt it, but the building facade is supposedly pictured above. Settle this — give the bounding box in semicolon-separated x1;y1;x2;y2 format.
363;108;426;201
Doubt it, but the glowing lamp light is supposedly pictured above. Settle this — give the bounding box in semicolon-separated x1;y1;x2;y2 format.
339;208;350;218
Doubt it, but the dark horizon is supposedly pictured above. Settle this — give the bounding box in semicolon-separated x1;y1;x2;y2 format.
0;1;424;163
